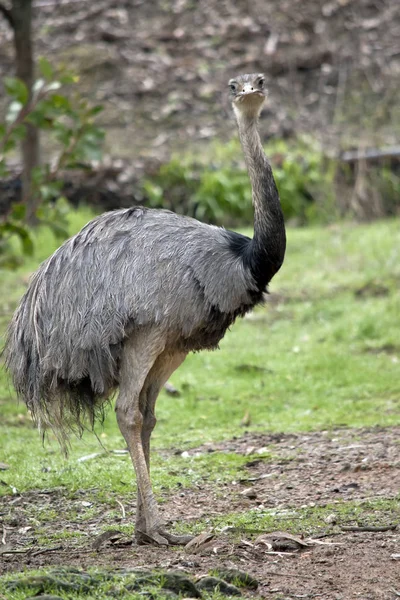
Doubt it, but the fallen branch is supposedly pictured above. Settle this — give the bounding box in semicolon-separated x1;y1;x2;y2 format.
115;499;126;519
340;524;397;533
263;571;314;581
31;545;63;557
0;548;31;555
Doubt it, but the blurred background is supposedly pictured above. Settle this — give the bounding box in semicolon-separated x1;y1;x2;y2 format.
0;0;399;250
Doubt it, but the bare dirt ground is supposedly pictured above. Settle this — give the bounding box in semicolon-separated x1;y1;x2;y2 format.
1;427;399;598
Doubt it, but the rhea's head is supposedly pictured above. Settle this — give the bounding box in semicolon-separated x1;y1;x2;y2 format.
229;73;267;120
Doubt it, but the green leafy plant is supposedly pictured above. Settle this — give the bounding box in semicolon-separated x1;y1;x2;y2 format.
0;57;104;268
268;136;336;223
142;137;336;226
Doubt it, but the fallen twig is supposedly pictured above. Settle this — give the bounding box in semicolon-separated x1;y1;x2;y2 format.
263;571;314;581
32;545;63;557
115;499;126;519
340;524;397;533
0;548;31;555
265;550;301;557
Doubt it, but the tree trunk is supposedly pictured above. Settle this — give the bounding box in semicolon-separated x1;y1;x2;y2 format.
11;0;40;224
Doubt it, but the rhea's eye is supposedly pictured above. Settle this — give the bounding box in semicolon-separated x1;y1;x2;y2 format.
258;77;265;87
229;82;238;93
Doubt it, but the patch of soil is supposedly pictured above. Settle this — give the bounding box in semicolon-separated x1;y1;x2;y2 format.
1;427;399;599
192;426;400;509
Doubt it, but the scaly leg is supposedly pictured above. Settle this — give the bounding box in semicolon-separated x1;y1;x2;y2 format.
115;331;191;545
115;330;166;544
134;349;192;545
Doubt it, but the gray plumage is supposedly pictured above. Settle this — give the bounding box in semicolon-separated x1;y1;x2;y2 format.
6;208;258;436
4;73;286;545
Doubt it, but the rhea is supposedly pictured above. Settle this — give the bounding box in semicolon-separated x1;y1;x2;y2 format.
5;73;286;546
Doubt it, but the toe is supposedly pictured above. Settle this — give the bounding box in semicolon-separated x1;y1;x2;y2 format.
161;531;194;545
135;529;169;546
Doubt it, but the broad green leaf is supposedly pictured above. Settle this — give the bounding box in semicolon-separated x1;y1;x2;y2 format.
88;105;104;117
0;158;9;177
50;94;72;111
10;203;26;221
39;181;63;202
4;77;29;104
2;138;16;153
59;73;79;85
25;110;51;128
31;165;46;186
0;221;34;256
12;124;27;141
38;57;54;80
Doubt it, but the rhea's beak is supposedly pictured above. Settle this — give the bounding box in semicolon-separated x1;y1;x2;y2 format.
236;84;265;103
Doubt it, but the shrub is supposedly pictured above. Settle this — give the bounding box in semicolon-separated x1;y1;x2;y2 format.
0;58;104;268
142;136;336;226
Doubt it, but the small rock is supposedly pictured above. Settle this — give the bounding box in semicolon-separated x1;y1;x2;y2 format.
196;577;241;596
324;513;337;525
241;487;257;500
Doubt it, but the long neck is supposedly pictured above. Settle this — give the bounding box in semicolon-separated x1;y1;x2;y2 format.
237;114;286;285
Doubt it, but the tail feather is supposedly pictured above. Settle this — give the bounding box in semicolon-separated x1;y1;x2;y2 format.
4;280;120;451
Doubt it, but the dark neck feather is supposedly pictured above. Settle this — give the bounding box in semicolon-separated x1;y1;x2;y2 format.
237;114;286;287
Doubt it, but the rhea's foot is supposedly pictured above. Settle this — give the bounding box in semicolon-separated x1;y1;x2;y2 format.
135;527;193;546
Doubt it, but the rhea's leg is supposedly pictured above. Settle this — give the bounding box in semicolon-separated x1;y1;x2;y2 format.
115;330;167;545
134;349;192;545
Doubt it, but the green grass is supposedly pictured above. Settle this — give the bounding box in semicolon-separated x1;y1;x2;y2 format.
1;566;228;600
1;213;400;495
